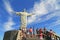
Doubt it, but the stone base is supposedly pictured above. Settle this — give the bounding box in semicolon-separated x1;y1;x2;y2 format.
3;30;40;40
3;30;18;40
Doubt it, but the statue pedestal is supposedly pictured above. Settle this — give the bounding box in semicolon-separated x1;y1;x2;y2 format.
3;30;18;40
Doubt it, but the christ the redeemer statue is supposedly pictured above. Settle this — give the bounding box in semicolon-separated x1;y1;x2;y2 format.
16;9;32;30
16;9;33;40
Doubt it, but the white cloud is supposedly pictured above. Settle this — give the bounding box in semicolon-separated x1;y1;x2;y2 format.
3;0;16;31
55;0;60;9
3;17;15;31
28;1;48;24
32;2;48;15
28;15;36;23
42;10;60;30
28;0;60;24
39;10;60;23
3;0;14;15
49;20;60;28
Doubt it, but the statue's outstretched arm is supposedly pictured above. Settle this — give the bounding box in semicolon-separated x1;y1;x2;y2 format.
16;12;22;15
27;13;35;16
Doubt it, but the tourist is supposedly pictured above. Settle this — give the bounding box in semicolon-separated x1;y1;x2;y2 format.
36;28;39;34
26;29;30;38
43;27;47;40
51;34;55;40
29;27;33;37
22;33;27;40
49;29;53;40
39;28;43;40
36;28;39;38
22;28;26;34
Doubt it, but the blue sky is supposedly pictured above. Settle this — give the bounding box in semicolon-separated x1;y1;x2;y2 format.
0;0;60;40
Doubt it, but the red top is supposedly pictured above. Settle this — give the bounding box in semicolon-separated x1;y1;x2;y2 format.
40;33;43;38
29;28;33;32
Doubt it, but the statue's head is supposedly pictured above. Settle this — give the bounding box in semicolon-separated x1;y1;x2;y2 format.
23;9;26;12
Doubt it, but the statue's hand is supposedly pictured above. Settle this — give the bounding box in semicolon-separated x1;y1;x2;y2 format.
32;13;35;15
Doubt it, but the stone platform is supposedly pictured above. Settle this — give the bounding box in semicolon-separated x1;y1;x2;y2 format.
3;30;39;40
3;30;18;40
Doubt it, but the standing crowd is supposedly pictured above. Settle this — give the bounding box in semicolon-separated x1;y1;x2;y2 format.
21;27;60;40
